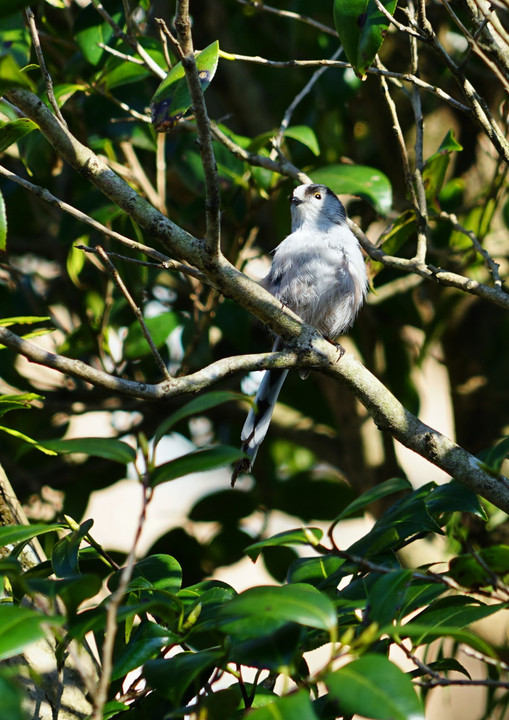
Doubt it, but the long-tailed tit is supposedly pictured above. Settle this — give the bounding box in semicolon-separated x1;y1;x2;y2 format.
232;183;368;483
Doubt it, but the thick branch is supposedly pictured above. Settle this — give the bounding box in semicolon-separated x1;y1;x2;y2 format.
1;325;509;513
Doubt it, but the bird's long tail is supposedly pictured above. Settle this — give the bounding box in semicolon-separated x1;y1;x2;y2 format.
231;339;288;485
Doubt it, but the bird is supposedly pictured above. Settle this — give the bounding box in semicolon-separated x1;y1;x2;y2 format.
232;183;368;484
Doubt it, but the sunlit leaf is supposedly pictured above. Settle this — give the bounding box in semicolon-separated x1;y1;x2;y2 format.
150;446;245;487
326;655;424;720
151;41;219;131
217;583;337;634
333;477;410;522
0;118;37;154
245;527;323;561
310;164;392;214
0;523;62;548
333;0;397;77
0;605;64;661
247;689;319;720
38;437;136;463
74;4;122;66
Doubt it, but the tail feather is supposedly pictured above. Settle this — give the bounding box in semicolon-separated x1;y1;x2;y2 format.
231;339;288;485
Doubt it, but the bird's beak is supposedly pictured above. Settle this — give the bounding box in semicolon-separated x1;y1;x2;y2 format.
290;195;302;206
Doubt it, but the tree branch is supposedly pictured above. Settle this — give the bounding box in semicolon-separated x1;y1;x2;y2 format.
2;324;509;513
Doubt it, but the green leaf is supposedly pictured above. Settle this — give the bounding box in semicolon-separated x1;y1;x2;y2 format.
284;126;320;156
0;605;64;661
371;209;416;277
217;583;337;634
449;546;509;588
123;311;180;359
143;649;223;704
51;519;94;578
0;53;35;94
111;621;178;682
367;569;413;626
333;477;410;522
25;574;102;616
0;189;6;252
423;130;463;210
150;446;245;487
108;554;182;596
38;437;136;463
310;164;392;214
245;527;323;561
151;40;219;131
0;0;33;19
0;315;51;327
0;523;62;548
326;655;424;720
0;425;58;454
0;117;37;154
333;0;398;77
0;670;25;720
74;4;121;66
287;554;346;587
247;689;319;720
426;480;487;520
483;436;509;474
154;391;243;445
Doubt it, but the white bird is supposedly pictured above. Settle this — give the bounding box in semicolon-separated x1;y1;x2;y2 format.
232;183;368;483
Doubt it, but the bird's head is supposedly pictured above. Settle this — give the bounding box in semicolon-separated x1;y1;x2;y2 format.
290;183;347;231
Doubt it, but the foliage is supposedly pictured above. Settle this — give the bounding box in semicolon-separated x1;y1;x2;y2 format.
0;0;508;718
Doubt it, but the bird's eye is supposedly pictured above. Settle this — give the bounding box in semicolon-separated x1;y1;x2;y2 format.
314;193;322;200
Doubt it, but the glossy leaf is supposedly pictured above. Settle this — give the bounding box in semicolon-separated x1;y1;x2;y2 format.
0;118;37;154
25;574;102;616
190;489;256;523
366;569;412;626
287;554;346;587
74;4;121;66
326;654;424;720
0;605;64;661
229;621;304;671
150;446;245;487
310;164;393;214
151;41;219;131
426;480;487;519
108;554;182;596
333;0;398;77
423;130;463;210
0;315;51;327
51;519;94;578
143;649;223;703
333;477;410;522
449;546;509;588
248;689;319;720
482;436;509;474
245;527;323;561
0;523;62;548
38;437;136;463
217;583;337;634
0;53;35;94
154;390;243;445
111;621;178;682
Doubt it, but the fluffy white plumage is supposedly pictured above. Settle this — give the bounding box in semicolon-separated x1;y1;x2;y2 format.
232;183;368;483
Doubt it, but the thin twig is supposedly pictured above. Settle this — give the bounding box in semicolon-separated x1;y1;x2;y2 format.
272;45;343;156
25;8;67;127
234;0;338;37
89;0;166;79
219;52;471;113
95;246;172;381
439;210;503;287
91;481;153;719
174;1;222;256
408;0;429;265
96;42;145;65
372;0;426;39
0;164;205;281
